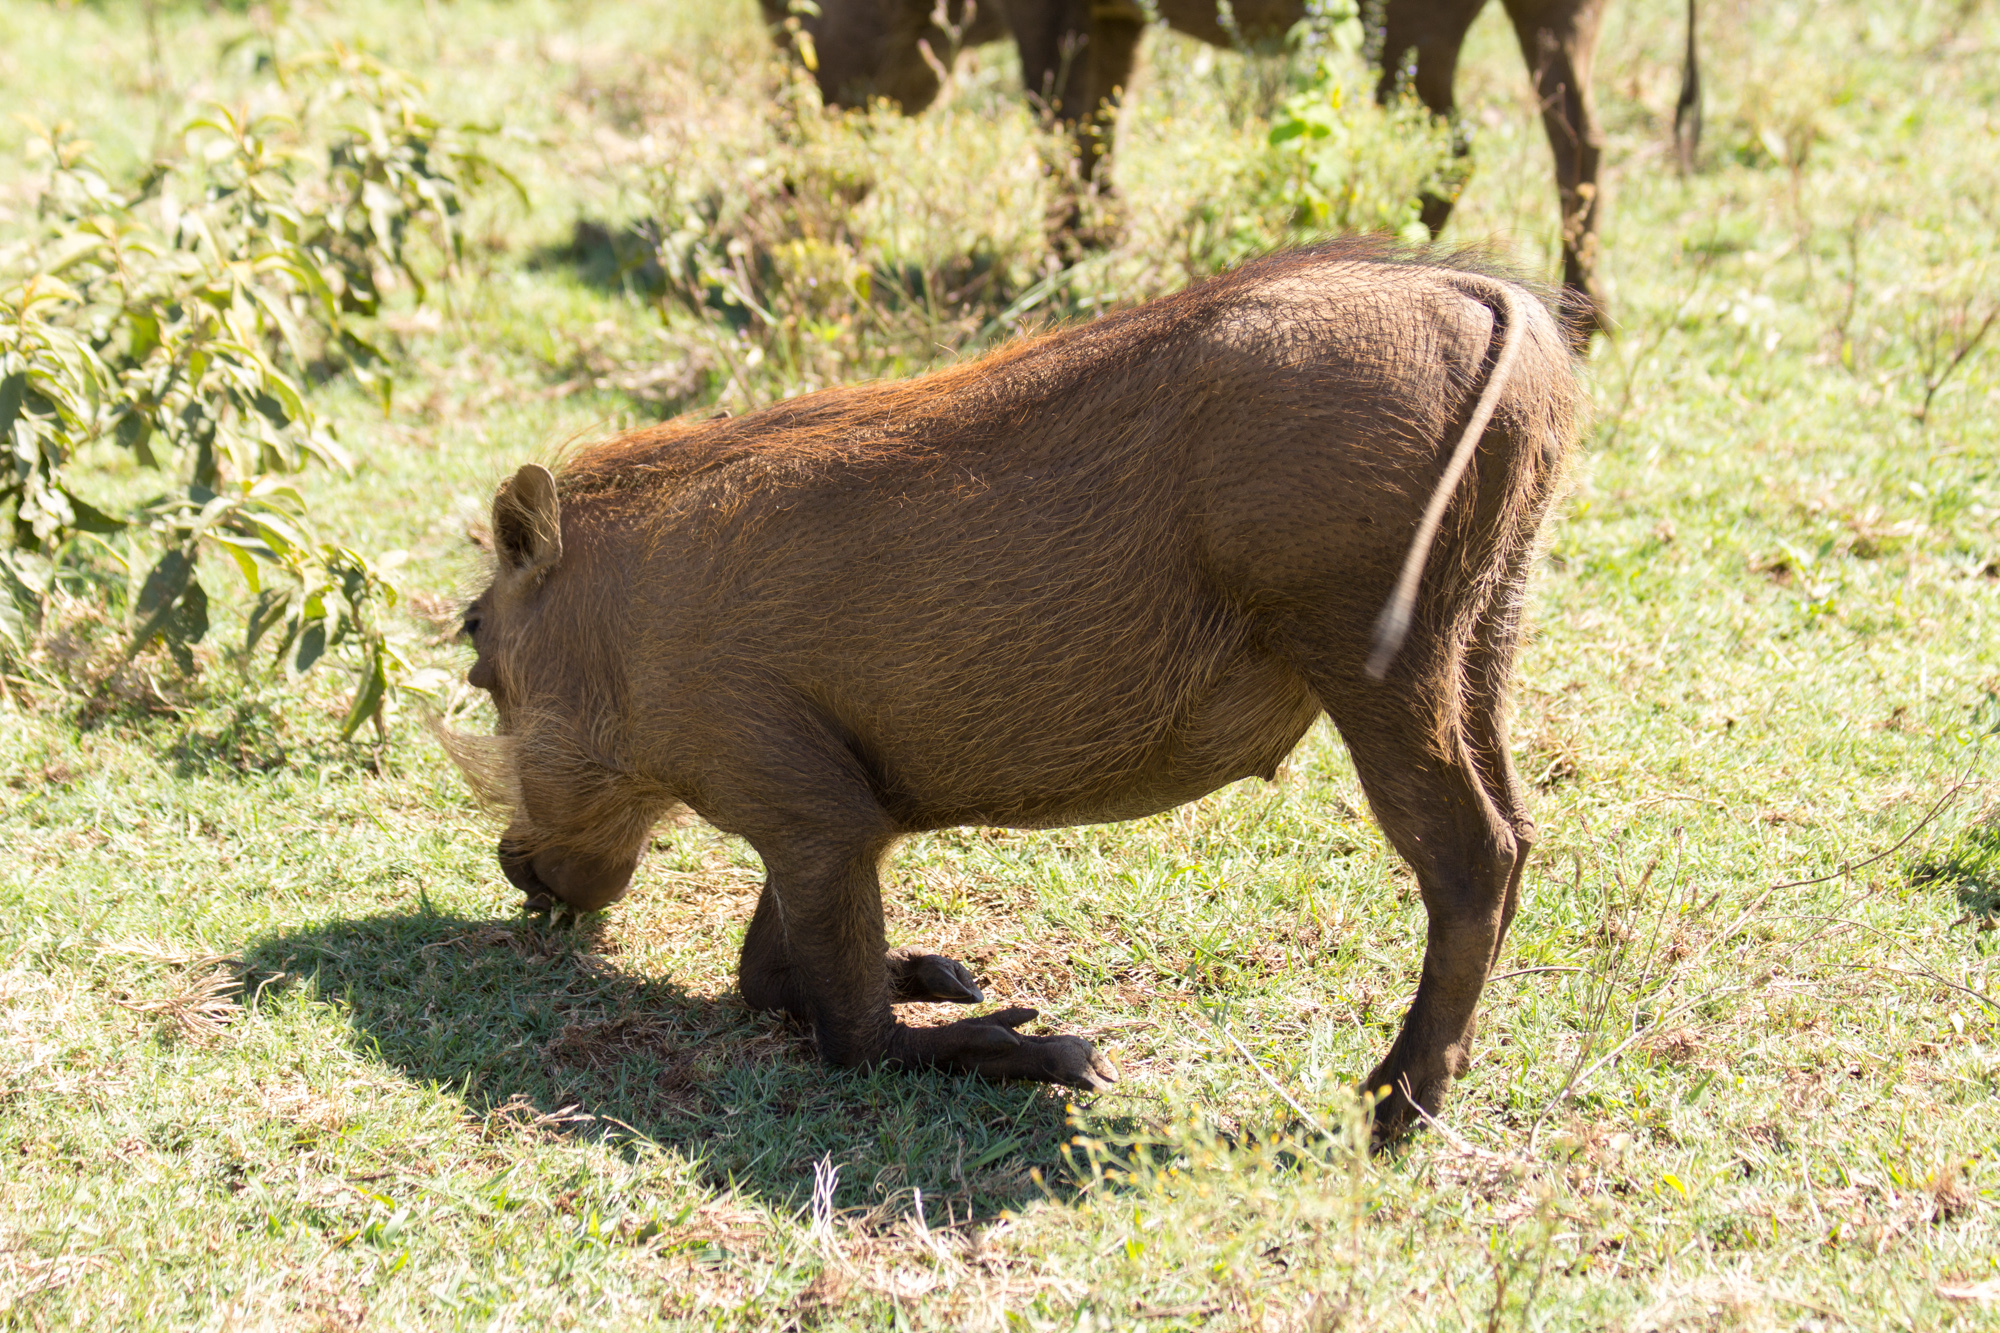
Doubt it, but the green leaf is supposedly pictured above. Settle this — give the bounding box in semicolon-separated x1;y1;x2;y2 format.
247;587;290;655
133;548;193;624
294;619;326;672
339;646;390;740
252;391;291;428
161;577;210;673
0;589;24;652
64;490;128;534
246;515;307;559
0;373;25;440
206;532;264;592
129;546;195;654
117;410;160;470
0;551;48;651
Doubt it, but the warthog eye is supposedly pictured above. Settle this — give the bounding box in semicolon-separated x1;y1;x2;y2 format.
461;615;481;640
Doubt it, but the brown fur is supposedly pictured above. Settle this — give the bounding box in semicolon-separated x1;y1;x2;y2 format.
449;240;1582;1133
759;0;1705;344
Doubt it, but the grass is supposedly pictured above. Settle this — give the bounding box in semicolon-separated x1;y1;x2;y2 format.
2;0;1999;1327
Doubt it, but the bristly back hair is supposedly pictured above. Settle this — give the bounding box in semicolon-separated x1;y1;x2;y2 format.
547;237;1565;517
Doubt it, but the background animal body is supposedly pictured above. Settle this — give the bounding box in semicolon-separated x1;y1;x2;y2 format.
458;242;1582;1129
766;0;1638;339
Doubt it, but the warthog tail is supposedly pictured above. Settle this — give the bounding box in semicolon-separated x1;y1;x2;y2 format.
1365;278;1527;681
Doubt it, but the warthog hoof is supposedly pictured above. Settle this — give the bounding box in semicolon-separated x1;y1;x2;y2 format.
886;948;985;1004
896;1006;1119;1091
1359;1062;1452;1144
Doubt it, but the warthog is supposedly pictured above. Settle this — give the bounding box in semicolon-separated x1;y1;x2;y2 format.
447;240;1582;1132
762;0;1704;344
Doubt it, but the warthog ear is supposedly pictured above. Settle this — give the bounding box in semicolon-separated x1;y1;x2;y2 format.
492;463;562;579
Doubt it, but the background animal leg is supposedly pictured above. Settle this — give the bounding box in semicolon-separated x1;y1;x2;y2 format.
1010;0;1092;127
1075;5;1144;190
1504;0;1608;343
1373;0;1487;234
1321;682;1518;1137
1012;0;1143;248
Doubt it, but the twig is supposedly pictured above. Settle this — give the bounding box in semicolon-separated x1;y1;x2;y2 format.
1403;1088;1530;1170
1529;982;1755;1139
1530;780;1974;1142
1683;779;1970;978
1917;298;2000;423
1771;781;1970;890
1867;963;2000;1015
1488;966;1594;982
1633;793;1730;811
1202;1003;1329;1140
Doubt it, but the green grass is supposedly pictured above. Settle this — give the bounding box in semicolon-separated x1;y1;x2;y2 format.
3;0;1999;1327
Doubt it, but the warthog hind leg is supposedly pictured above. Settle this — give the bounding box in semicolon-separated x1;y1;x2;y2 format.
1313;667;1520;1140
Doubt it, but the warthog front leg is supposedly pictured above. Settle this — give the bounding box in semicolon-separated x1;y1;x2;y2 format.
890;1005;1118;1091
727;769;1116;1091
741;887;985;1008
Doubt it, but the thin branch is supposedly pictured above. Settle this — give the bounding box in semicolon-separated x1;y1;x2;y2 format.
1529;780;1974;1143
1202;1003;1330;1140
1867;963;2000;1015
1529;982;1755;1138
1917;298;2000;423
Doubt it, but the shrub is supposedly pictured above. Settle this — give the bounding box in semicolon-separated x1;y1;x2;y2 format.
1178;1;1458;272
0;45;513;736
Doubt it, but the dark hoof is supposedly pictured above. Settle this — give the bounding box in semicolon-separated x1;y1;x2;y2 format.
1359;1066;1444;1144
886;948;984;1004
1034;1032;1120;1092
899;1007;1119;1091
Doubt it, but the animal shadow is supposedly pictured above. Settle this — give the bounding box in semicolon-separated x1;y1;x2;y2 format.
241;910;1081;1220
1915;811;2000;928
533;218;668;298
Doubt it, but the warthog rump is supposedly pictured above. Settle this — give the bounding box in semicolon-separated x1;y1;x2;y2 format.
446;240;1582;1133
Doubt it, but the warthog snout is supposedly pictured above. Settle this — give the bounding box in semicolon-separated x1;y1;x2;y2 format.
497;837;641;914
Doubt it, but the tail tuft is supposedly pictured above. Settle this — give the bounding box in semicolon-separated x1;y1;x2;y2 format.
1366;597;1411;681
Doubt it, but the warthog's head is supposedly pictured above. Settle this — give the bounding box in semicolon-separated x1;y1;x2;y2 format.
444;463;656;914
